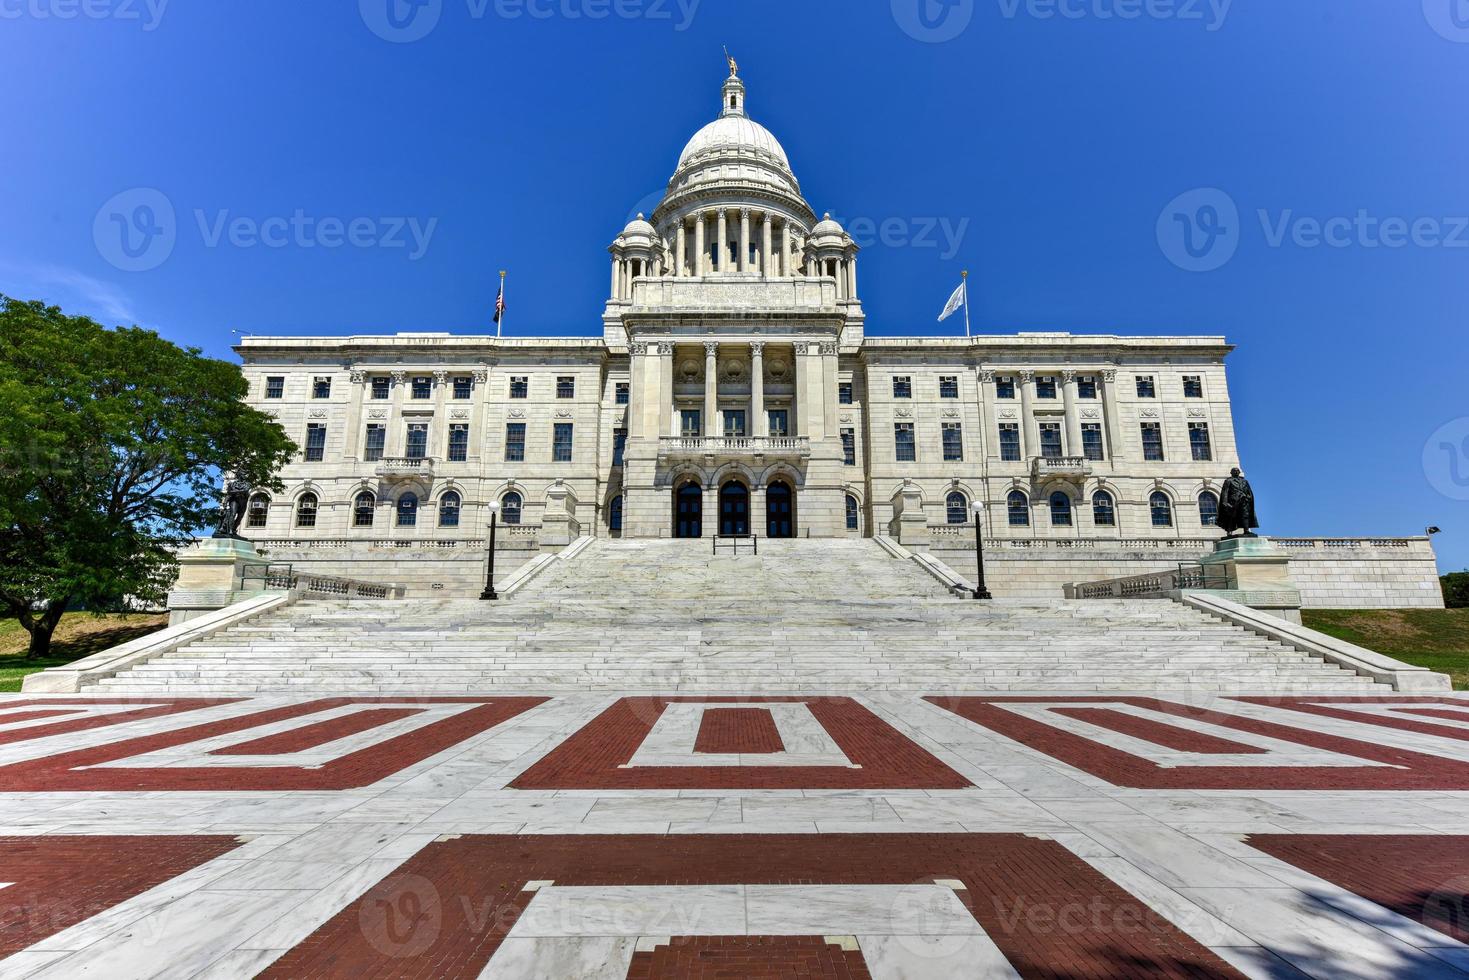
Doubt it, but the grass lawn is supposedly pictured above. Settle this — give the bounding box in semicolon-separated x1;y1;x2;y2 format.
1303;608;1469;690
0;613;168;693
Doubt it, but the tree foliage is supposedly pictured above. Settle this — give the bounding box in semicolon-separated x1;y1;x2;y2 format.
1444;572;1469;610
0;297;296;657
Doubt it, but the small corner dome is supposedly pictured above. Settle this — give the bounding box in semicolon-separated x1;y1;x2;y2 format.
621;213;657;239
811;213;845;238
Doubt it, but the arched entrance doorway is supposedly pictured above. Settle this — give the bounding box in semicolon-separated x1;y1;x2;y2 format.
674;481;703;538
718;481;749;537
766;480;794;538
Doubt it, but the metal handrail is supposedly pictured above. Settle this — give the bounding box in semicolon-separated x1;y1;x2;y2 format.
240;562;295;591
713;534;759;556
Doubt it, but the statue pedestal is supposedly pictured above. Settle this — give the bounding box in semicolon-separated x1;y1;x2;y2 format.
166;537;272;627
894;483;929;550
1198;536;1303;623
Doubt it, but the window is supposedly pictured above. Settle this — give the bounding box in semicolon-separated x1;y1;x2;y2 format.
838;383;854;405
609;496;624;533
612;428;626;466
371;376;390;400
1136;375;1156;398
1039;423;1063;459
510;376;528;399
680;410;702;438
841;428;856;466
767;410;788;438
411;376;432;399
438;491;461;528
946;491;968;525
447;424;469;462
1077;376;1097;399
1081;423;1104;461
892;376;912;399
405;423;428;460
504;423;525;462
845;494;859;531
942;422;963;462
556;376;575;399
1092;490;1116;527
1141;422;1164;461
265;376;284;399
1035;375;1057;399
615;383;629;405
723;410;746;438
1199;490;1220;527
304;423;326;462
939;376;959;399
1189;422;1213;462
312;377;332;399
453;376;473;400
364;424;385;462
501;492;523;525
1007;490;1030;527
995;376;1016;399
1150;491;1173;528
999;423;1021;462
246;494;270;528
295;493;318;528
1183;375;1204;398
1050;491;1073;527
894;423;916;462
353;491;375;528
396;493;419;527
553;422;574;462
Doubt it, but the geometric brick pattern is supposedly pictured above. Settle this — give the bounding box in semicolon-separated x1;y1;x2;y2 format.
693;708;785;755
0;698;236;746
625;936;871;978
260;834;1243;978
1238;696;1469;744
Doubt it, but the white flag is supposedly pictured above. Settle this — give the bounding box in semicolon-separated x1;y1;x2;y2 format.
937;279;966;322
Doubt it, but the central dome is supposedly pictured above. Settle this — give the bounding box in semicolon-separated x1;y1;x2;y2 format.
677;115;790;172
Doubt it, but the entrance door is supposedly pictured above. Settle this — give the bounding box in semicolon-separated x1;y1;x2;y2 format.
675;482;703;538
718;482;749;537
766;481;794;538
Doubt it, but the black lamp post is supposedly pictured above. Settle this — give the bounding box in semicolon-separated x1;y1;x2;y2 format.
970;499;992;600
480;501;501;601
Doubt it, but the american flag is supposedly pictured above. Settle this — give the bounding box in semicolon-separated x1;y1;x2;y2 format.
493;278;506;324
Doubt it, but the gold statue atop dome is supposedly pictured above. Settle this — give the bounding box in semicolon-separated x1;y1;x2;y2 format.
724;46;738;78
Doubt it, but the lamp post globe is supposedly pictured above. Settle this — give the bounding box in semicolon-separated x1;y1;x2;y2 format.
970;499;992;601
481;501;501;601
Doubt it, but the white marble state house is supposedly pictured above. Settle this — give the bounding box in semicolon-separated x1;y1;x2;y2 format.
235;67;1441;608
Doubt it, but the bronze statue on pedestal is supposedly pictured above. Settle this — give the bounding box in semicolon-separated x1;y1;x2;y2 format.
1218;468;1259;538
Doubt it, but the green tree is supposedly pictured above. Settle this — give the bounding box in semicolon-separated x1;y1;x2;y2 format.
1444;571;1469;609
0;297;295;658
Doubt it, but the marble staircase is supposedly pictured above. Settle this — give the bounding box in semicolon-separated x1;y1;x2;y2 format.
92;538;1384;694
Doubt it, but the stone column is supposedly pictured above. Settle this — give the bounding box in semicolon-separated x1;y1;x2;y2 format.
695;213;707;276
750;343;766;438
739;209;750;274
344;369;366;460
848;254;858;298
675;221;687;277
388;371;406;455
977;370;997;461
610;254;620;297
1062;370;1084;456
791;342;807;437
1100;369;1124;460
761;212;773;277
716;209;728;274
788;234;799;277
1018;370;1037;460
658;342;675;439
703;342;719;437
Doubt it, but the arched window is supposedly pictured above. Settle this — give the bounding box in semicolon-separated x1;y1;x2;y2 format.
609;495;624;533
946;491;969;525
1092;490;1116;527
1050;491;1073;527
353;491;375;528
396;492;419;528
845;494;859;531
295;492;318;529
1007;490;1030;527
1198;490;1220;527
1150;491;1173;528
247;494;270;528
438;491;461;528
501;491;523;526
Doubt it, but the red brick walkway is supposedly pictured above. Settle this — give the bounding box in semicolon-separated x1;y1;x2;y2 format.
626;936;871;978
693;707;785;754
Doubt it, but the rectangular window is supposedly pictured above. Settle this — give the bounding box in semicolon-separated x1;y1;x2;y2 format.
553;422;574;461
411;376;432;400
1189;422;1213;461
312;377;331;399
939;376;959;399
1136;375;1156;398
838;382;853;405
304;423;326;462
892;376;912;399
767;409;788;438
841;427;856;466
723;410;747;439
1035;376;1058;399
999;423;1021;461
995;376;1015;399
505;423;525;462
894;422;916;462
1183;375;1204;398
1077;376;1097;399
680;410;702;438
612;428;627;466
447;424;469;462
510;377;529;399
1081;423;1104;461
1039;422;1063;458
556;376;575;399
615;382;629;405
364;424;385;462
405;423;429;459
942;422;963;461
371;376;390;400
1141;422;1164;461
264;376;284;399
452;377;473;400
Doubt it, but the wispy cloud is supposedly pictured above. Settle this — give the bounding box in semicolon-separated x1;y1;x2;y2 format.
0;261;150;328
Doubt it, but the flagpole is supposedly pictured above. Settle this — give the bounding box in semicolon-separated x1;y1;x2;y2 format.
962;269;971;338
498;269;506;339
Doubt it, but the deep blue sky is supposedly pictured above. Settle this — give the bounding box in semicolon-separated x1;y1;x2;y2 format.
3;0;1467;571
